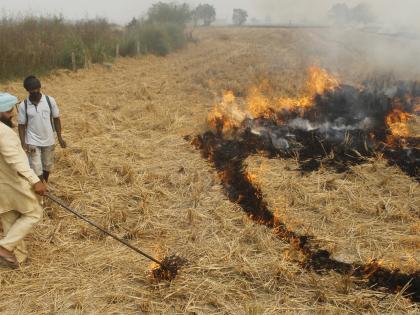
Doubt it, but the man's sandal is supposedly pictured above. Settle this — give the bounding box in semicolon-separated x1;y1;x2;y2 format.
0;254;18;269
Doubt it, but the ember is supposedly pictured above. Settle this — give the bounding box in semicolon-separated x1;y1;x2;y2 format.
152;255;187;281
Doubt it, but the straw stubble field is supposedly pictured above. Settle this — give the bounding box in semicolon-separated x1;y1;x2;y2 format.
0;28;419;314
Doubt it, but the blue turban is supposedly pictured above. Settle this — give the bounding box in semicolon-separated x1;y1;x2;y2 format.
0;93;18;112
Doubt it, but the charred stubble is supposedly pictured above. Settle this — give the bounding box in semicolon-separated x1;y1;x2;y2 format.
191;131;420;302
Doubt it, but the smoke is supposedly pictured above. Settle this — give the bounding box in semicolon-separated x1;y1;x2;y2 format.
250;0;420;78
255;0;420;30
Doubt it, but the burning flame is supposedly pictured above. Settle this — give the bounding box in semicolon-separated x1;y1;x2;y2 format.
245;171;258;184
250;67;339;117
275;67;339;113
247;82;272;118
207;90;247;134
150;245;163;272
306;66;340;96
386;108;411;141
223;90;236;103
208;67;340;133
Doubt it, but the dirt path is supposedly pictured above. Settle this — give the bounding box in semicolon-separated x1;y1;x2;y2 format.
0;28;418;314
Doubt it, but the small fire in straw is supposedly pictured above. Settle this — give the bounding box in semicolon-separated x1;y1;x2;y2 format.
149;245;187;281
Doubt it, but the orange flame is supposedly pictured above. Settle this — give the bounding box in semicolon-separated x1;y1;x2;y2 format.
247;82;272;118
249;67;339;117
150;244;163;271
207;90;247;133
208;67;340;133
245;171;258;184
223;90;236;103
386;108;411;140
306;66;340;96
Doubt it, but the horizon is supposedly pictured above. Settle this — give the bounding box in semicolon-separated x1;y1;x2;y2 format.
0;0;419;29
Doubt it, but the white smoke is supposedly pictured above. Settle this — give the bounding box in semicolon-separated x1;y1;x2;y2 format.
249;0;420;78
288;117;374;132
255;0;420;31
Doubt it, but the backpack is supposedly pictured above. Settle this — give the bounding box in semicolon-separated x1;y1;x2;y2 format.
24;95;55;132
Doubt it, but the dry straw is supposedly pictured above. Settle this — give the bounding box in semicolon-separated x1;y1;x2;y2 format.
0;28;418;314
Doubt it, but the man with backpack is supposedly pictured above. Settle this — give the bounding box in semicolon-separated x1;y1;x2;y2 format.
18;75;67;183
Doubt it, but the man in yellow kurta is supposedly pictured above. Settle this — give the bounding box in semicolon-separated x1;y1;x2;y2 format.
0;93;47;268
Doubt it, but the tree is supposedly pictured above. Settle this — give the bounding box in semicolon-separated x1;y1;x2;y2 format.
250;18;260;25
193;4;216;26
328;3;351;25
232;9;248;26
147;2;191;26
352;3;374;25
126;17;139;30
328;2;374;26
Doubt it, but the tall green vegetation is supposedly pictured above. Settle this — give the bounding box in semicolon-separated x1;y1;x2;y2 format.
0;2;194;81
0;16;120;80
192;4;216;26
147;2;191;26
121;2;192;57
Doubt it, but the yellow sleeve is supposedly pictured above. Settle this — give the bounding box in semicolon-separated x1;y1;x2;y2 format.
0;127;40;185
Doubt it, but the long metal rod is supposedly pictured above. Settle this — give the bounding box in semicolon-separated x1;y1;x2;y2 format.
46;193;164;267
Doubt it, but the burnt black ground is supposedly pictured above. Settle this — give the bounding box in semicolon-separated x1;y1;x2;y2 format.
191;131;420;302
239;81;420;180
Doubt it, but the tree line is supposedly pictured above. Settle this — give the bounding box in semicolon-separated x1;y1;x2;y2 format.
0;2;251;81
328;2;374;26
132;2;249;27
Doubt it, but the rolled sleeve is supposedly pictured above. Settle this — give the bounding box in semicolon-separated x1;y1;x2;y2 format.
0;129;39;185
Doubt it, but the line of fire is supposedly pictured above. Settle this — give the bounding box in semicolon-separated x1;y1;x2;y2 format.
190;67;419;301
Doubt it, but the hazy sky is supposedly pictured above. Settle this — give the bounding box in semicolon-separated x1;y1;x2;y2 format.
0;0;418;26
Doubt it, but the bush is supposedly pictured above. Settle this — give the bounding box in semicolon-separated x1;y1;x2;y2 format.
139;24;171;56
120;17;187;57
0;16;121;80
164;23;187;50
147;2;191;26
193;4;216;26
74;19;120;63
0;3;190;81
